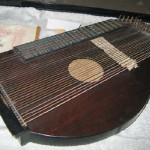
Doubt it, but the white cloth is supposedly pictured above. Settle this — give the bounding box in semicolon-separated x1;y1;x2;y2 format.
0;6;150;150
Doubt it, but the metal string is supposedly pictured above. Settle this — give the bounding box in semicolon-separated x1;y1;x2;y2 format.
4;32;145;109
3;29;149;111
0;22;149;123
5;31;146;98
22;50;150;124
11;33;150;108
0;26;136;84
17;20;121;59
19;34;150;120
3;28;140;91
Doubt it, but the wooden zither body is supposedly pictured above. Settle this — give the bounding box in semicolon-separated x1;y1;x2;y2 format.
0;19;150;145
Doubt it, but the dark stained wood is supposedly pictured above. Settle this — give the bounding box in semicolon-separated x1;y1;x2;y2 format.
27;57;150;138
0;22;150;145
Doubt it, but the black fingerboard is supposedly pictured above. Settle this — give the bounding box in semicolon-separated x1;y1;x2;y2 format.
13;19;123;61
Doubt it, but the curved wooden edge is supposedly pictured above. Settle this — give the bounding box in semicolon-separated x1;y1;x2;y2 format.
19;58;150;145
19;97;149;146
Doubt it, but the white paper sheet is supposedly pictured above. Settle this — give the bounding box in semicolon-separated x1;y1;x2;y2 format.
0;25;39;53
47;18;80;31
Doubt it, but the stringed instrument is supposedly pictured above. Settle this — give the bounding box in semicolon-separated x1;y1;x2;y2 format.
0;17;150;145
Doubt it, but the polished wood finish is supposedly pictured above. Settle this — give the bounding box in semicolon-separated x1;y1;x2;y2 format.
28;57;150;137
0;22;150;145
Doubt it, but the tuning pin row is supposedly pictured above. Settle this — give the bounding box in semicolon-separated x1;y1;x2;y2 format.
119;15;139;24
141;22;150;32
134;20;150;32
119;15;150;32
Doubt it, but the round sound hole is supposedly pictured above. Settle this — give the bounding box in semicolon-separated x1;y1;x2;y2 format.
68;59;104;83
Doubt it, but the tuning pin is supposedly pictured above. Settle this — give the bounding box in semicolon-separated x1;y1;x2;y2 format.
135;19;139;27
139;19;142;22
147;24;150;32
133;17;138;25
122;15;126;22
148;24;150;32
142;24;146;31
126;16;130;23
139;20;143;29
137;19;141;28
143;22;147;31
119;15;122;21
138;19;142;25
130;16;134;23
140;22;144;30
145;23;149;32
144;23;147;32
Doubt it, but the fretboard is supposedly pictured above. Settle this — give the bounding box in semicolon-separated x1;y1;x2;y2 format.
14;19;123;61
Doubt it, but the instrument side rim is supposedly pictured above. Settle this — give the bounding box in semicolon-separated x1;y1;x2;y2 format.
19;99;149;146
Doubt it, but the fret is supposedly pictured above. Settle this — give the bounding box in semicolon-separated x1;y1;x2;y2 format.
50;32;77;45
70;29;87;40
41;38;53;47
91;23;105;34
108;20;122;29
62;32;75;44
57;34;74;46
88;24;101;33
44;34;67;48
84;26;98;37
25;42;45;55
35;38;49;47
58;33;73;47
106;20;118;30
51;33;65;43
85;25;101;37
101;21;114;30
66;31;82;43
79;27;91;38
47;34;64;45
53;35;68;48
105;20;116;30
96;22;110;32
111;19;123;27
66;31;79;41
65;30;88;46
81;26;96;38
